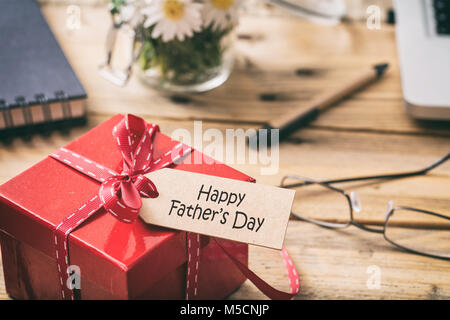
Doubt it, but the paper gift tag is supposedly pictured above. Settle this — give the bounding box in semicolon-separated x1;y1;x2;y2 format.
139;169;295;249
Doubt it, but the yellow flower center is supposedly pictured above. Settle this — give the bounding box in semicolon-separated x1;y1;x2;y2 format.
163;0;185;20
211;0;235;10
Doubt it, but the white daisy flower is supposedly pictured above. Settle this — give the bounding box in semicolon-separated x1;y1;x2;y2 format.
141;0;203;42
203;0;241;31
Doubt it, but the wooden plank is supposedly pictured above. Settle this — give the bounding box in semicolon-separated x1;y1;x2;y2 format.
1;221;449;300
230;221;450;300
39;5;450;136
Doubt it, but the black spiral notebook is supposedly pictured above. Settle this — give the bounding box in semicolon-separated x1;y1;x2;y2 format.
0;0;87;138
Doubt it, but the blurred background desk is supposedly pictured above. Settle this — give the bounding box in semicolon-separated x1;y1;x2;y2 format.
0;2;449;299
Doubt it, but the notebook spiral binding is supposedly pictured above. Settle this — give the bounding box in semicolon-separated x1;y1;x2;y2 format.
35;93;52;124
0;99;13;129
16;96;33;126
55;90;72;119
0;90;86;141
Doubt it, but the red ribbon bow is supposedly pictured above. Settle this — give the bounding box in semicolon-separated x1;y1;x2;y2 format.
98;115;161;223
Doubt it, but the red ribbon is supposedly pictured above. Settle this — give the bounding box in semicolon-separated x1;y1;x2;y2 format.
50;114;300;300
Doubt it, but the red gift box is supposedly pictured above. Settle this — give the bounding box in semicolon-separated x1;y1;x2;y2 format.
0;114;252;299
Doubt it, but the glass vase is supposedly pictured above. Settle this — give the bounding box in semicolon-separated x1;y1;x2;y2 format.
137;24;236;93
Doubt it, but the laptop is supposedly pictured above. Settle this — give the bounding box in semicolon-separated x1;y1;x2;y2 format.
395;0;450;120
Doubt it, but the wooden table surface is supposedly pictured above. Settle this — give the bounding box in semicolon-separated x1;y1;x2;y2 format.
1;3;449;299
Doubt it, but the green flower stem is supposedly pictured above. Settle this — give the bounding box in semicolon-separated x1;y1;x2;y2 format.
137;25;232;84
